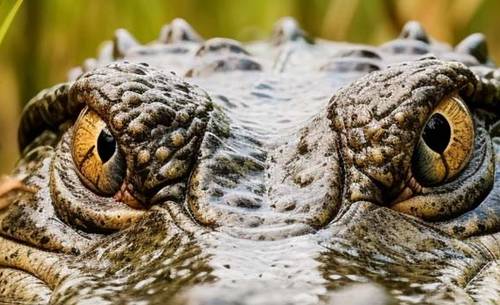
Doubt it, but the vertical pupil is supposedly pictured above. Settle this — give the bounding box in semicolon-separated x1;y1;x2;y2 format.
97;129;116;163
422;113;451;154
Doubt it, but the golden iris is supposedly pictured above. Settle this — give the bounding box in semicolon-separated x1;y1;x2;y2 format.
412;93;474;186
71;107;125;195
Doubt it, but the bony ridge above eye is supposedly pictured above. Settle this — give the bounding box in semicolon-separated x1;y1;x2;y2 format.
71;107;126;196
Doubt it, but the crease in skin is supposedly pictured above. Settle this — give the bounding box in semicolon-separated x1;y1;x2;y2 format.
471;233;500;260
0;268;52;304
0;146;94;255
156;202;203;235
436;138;500;238
0;175;35;210
463;260;500;304
0;237;74;290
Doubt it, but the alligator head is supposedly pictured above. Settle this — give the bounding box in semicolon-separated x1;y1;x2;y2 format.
1;19;499;305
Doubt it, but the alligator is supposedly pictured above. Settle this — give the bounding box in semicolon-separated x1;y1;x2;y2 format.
0;17;499;305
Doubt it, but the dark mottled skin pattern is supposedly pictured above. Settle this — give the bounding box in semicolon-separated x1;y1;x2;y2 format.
1;18;500;305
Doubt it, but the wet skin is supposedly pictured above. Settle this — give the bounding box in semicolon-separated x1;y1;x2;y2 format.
1;18;500;305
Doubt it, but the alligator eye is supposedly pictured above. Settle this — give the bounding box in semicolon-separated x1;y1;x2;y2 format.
72;107;125;195
412;94;474;186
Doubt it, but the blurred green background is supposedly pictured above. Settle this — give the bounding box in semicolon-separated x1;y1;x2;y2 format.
1;0;499;174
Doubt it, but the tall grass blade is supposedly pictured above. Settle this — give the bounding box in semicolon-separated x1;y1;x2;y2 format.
0;0;23;46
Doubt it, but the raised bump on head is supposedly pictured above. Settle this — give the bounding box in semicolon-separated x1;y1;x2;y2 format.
271;16;311;46
187;38;261;77
322;48;382;73
159;18;202;44
113;29;140;59
455;33;491;65
399;21;430;43
195;38;250;57
380;39;430;55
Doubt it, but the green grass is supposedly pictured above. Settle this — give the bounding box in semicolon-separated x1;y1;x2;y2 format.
0;0;23;46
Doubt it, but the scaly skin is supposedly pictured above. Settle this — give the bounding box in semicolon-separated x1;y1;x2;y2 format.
1;18;500;305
